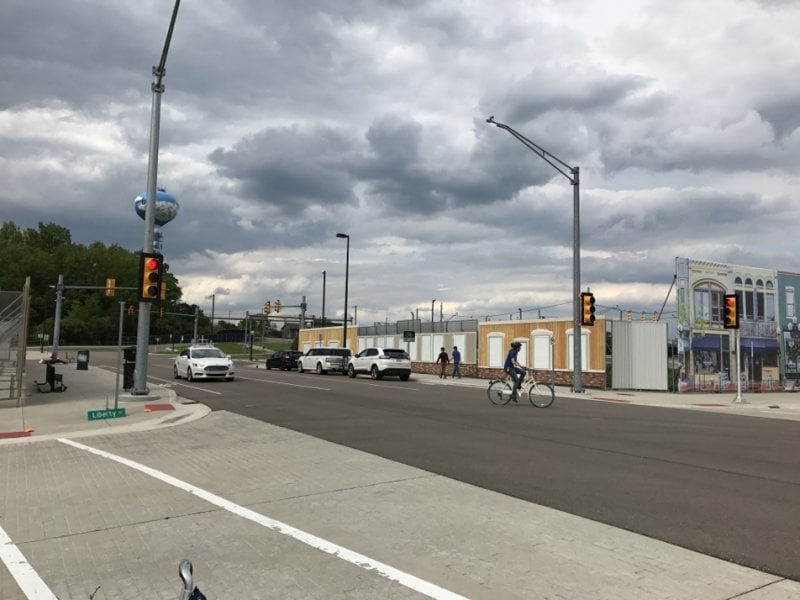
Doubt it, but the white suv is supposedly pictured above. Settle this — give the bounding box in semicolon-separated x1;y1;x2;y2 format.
297;347;352;374
347;347;411;380
174;345;235;381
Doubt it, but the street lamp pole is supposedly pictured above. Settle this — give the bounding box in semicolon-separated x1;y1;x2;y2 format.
336;233;350;349
206;293;215;339
487;116;584;393
133;0;181;395
322;270;326;326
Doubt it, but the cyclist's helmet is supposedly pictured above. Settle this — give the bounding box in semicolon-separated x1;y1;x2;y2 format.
511;341;522;349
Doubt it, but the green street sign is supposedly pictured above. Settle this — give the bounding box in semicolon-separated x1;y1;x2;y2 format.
87;408;127;421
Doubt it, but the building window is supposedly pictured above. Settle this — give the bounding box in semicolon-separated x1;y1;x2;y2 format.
788;287;796;320
532;331;553;370
693;282;726;324
743;278;755;321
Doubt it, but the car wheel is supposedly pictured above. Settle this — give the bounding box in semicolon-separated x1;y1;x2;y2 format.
266;363;272;370
347;364;356;378
187;368;193;382
400;374;410;381
298;362;304;373
226;376;234;381
316;362;325;375
174;365;180;379
370;365;382;380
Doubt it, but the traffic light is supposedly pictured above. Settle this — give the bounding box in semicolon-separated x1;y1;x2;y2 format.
105;278;116;297
138;252;164;303
159;307;165;318
127;305;135;316
580;292;596;326
275;299;281;313
264;301;271;314
724;293;739;329
160;281;167;300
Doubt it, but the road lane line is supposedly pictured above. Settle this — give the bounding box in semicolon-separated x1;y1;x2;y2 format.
58;438;467;600
0;524;58;599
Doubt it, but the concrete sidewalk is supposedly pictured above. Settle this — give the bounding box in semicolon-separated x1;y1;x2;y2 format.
0;352;208;442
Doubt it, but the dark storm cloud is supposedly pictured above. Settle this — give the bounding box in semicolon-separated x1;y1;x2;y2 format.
757;96;800;140
501;68;650;124
0;1;157;110
209;125;359;214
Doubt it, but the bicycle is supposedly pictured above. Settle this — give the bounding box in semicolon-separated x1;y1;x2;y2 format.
487;368;555;408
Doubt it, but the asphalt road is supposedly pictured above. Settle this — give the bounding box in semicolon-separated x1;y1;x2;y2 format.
113;353;800;581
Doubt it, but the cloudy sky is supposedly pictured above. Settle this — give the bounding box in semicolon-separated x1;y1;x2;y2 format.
2;0;799;328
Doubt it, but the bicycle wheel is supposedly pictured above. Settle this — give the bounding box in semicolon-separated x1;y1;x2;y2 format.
487;380;513;405
528;382;555;408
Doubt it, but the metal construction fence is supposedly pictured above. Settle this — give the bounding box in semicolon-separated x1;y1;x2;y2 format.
359;319;479;336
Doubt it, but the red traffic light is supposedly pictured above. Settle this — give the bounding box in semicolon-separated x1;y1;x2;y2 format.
139;252;164;303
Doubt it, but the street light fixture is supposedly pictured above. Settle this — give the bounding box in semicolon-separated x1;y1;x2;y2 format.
486;116;584;393
336;233;350;349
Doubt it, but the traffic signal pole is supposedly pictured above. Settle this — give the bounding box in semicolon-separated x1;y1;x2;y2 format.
132;0;180;395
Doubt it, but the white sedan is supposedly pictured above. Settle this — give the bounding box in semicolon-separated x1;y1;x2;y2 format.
174;346;235;381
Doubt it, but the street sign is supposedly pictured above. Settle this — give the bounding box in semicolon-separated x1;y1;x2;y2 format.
87;408;127;421
403;330;416;342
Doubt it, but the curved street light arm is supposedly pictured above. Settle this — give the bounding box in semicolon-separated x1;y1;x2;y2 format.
486;116;577;184
154;0;181;89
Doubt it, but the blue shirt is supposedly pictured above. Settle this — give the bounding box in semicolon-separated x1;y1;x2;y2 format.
504;349;517;370
452;349;461;364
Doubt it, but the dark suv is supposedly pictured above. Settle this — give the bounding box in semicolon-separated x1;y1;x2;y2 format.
265;350;304;371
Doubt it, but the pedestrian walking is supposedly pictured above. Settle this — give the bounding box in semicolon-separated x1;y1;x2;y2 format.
451;346;462;378
436;347;450;378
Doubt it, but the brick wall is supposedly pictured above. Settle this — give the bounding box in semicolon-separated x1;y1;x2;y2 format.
410;362;605;389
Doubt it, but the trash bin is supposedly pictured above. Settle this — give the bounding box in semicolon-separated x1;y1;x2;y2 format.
76;350;90;370
122;346;136;390
123;346;136;363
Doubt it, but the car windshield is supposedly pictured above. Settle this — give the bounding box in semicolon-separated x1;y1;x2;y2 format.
383;349;409;359
192;349;226;359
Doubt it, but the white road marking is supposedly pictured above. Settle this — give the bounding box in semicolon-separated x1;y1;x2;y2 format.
59;438;468;600
0;524;58;599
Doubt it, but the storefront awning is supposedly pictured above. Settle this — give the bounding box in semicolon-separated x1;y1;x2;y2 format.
691;335;728;350
740;337;779;350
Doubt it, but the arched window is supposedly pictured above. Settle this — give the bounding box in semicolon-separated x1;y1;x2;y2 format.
693;280;726;324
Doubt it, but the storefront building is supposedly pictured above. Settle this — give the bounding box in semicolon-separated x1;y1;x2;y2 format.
675;257;779;392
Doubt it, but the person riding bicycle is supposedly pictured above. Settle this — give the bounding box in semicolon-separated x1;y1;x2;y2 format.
504;341;525;402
